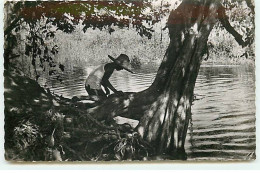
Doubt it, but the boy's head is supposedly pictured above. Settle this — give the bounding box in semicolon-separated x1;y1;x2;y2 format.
115;65;123;71
113;54;131;72
108;54;134;73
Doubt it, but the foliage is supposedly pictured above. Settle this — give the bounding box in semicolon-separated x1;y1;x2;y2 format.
131;55;142;69
13;120;40;151
5;2;64;80
8;105;156;161
18;1;171;37
209;0;255;60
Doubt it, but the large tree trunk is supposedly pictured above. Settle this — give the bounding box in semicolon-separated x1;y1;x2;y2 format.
136;0;219;158
86;0;223;158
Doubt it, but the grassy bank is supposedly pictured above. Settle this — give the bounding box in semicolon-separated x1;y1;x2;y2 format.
54;24;169;69
53;25;254;70
12;23;254;77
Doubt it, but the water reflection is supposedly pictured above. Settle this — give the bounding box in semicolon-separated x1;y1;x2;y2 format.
187;65;255;160
39;64;255;160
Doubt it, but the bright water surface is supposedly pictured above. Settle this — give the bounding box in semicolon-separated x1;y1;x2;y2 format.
40;64;255;161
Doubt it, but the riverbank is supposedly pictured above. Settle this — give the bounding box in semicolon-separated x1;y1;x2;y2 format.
202;56;255;66
61;55;255;73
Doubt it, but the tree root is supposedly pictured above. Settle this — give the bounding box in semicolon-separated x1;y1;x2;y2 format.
63;145;85;161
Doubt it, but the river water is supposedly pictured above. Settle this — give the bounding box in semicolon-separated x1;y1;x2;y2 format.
40;64;255;161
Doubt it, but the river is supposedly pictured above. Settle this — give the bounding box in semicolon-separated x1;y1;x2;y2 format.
39;64;255;161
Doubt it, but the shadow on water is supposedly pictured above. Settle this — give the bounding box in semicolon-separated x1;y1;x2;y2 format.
39;64;256;160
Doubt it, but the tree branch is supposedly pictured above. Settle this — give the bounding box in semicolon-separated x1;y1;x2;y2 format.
217;4;247;47
4;17;21;36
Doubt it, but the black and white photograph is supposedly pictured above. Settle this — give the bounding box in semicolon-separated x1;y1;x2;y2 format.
3;0;255;162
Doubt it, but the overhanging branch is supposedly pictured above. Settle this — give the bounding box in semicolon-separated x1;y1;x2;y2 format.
217;4;247;47
4;17;21;36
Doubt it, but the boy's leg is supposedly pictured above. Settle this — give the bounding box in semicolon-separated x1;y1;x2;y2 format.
85;85;107;100
96;89;107;97
85;85;96;95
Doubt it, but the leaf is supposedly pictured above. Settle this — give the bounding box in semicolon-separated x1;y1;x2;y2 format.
32;58;35;66
44;47;48;54
115;152;122;160
120;146;126;157
49;70;56;75
37;48;41;55
40;39;44;45
51;46;59;55
59;64;65;71
36;75;40;81
15;26;20;32
25;44;32;56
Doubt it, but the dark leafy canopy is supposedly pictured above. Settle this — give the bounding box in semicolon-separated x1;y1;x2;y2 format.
18;1;170;37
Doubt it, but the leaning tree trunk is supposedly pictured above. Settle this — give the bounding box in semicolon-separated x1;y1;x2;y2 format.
136;0;219;157
86;0;238;158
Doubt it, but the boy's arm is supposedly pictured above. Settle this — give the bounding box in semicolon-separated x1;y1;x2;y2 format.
102;67;119;93
102;77;118;93
103;85;110;95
